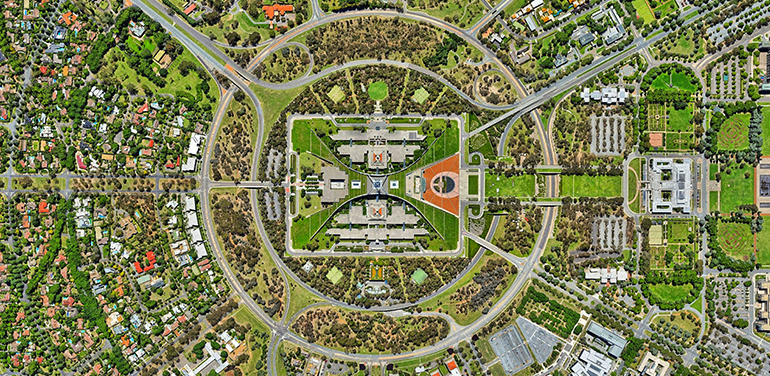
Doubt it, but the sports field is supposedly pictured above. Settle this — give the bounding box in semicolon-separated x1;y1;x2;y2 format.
632;0;655;23
412;87;430;104
328;85;345;103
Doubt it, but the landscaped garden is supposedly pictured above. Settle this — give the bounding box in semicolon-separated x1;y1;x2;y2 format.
717;113;751;150
717;222;754;262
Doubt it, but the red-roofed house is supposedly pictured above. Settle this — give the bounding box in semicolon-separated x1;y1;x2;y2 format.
263;4;293;19
183;3;197;15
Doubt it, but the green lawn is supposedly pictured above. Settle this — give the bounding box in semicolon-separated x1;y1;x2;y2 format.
690;295;703;314
709;163;718;180
628;158;642;213
762;106;770;155
720;163;754;213
368;81;389;101
718;222;754;261
468;175;479;195
651;71;697;92
251;83;309;143
717;113;751;150
649;283;694;303
485;173;536;197
632;0;655;23
756;228;770;266
709;191;719;213
668;105;693;132
560;175;622;197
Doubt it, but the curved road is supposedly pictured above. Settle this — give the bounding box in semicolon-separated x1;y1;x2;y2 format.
128;0;709;372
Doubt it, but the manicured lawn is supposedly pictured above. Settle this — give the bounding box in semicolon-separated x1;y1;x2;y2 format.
719;163;754;213
756;228;770;266
654;0;678;18
668;105;693;132
690;295;703;314
651;71;697;92
468;174;479;195
560;175;622;197
709;191;719;213
368;81;389;101
709;163;718;180
485;173;536;197
718;222;754;261
649;283;693;303
632;0;655;23
668;220;693;243
717;113;751;150
628;158;642;213
760;106;770;155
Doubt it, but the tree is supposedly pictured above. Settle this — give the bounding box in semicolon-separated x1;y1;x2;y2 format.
225;32;241;46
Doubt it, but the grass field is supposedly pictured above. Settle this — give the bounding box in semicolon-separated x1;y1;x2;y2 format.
368;81;388;101
467;133;495;160
12;177;65;191
718;222;754;261
690;295;703;314
632;0;655;23
468;174;479;195
649;283;694;303
628;158;642;213
756;228;770;266
668;105;693;132
651;71;697;92
709;191;719;213
485;173;536;197
720;163;754;213
717;113;751;150
560;175;622;197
